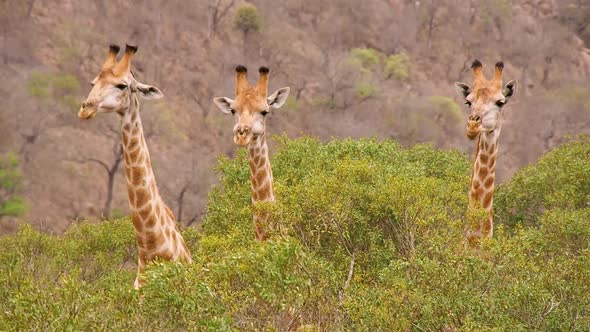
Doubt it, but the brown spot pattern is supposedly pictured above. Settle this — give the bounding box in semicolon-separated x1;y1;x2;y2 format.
127;187;135;203
256;170;267;184
128;138;139;150
139;204;152;220
489;156;496;168
135;188;149;207
129;149;140;162
478;166;488;179
132;166;145;185
475;188;484;199
132;215;143;231
473;180;481;190
145;231;163;250
145;215;156;228
484;176;494;188
479;154;488;164
483;191;493;208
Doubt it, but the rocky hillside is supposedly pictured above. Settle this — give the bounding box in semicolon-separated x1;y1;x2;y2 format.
1;0;589;233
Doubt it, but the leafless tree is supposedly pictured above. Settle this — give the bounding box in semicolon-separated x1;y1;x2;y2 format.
68;125;123;218
206;0;236;40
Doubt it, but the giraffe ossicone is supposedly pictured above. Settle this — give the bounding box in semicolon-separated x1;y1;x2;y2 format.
454;60;516;243
213;65;290;241
79;44;192;289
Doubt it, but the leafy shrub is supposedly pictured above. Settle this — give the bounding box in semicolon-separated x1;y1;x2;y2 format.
495;136;590;227
354;82;377;99
311;95;336;109
234;4;262;34
27;71;81;112
0;153;25;217
384;52;411;80
27;72;52;98
429;95;462;121
1;137;589;330
349;47;381;69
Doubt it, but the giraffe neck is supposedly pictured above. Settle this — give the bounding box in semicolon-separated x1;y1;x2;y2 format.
121;95;160;217
120;94;191;289
248;133;275;203
468;128;500;238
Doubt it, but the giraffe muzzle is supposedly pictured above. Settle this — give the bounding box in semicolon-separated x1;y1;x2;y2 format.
78;102;98;119
234;127;252;146
466;117;482;140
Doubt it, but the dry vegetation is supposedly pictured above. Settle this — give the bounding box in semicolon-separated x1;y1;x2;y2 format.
1;0;589;233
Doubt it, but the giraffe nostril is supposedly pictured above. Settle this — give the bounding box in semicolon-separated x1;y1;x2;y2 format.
237;127;250;136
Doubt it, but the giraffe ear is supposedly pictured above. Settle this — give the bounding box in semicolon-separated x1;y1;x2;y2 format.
454;82;471;99
503;80;516;99
267;87;290;109
213;97;235;114
135;82;164;100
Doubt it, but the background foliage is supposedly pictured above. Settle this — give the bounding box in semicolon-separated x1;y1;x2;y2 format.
1;137;589;330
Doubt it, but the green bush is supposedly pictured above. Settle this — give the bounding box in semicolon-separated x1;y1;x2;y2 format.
349;47;381;69
495;136;590;227
234;4;262;34
428;95;462;121
311;95;337;109
27;71;81;112
1;137;589;330
354;82;377;99
384;52;411;80
0;153;25;217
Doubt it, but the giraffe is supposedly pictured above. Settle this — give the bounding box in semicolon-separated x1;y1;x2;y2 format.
213;65;290;241
454;60;516;242
78;44;192;288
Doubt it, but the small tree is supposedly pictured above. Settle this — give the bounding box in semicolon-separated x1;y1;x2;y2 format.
384;53;411;80
234;4;262;35
22;72;81;163
0;153;25;218
234;3;262;54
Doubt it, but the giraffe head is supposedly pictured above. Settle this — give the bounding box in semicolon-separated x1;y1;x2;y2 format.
78;44;163;120
213;65;290;146
454;60;516;139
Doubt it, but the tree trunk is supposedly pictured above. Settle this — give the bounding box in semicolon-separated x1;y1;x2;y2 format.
176;185;189;223
101;145;123;218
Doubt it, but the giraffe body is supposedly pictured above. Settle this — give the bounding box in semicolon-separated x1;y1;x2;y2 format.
79;44;191;288
214;66;289;241
455;60;516;242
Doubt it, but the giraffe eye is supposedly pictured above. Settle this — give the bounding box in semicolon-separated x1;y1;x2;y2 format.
115;84;128;90
261;110;269;116
496;100;506;108
229;108;235;115
465;100;472;107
